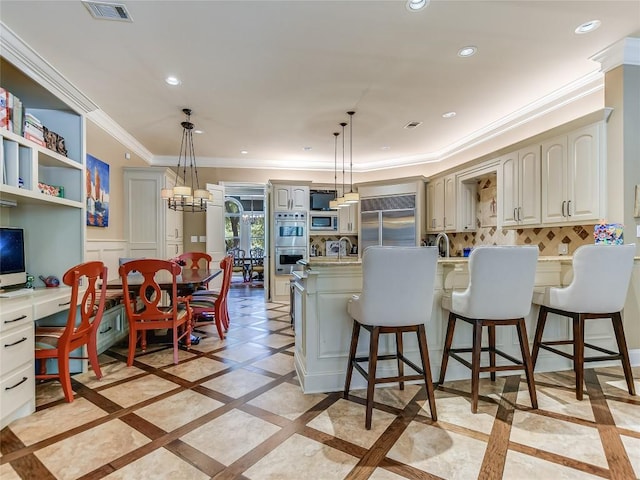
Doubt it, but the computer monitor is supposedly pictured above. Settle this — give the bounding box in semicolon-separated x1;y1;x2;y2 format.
0;227;27;290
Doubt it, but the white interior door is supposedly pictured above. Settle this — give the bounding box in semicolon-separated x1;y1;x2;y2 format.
206;184;226;290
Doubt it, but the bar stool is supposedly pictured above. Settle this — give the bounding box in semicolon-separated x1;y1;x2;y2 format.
344;246;439;430
532;244;636;400
438;246;539;413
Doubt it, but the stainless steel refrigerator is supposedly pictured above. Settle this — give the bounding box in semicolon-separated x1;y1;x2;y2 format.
360;194;417;251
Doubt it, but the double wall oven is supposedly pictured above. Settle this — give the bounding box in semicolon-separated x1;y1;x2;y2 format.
274;211;307;274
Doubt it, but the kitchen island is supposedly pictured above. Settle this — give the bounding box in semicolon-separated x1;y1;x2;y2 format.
292;255;639;394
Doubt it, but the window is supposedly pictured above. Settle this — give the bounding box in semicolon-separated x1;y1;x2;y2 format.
224;198;242;251
224;196;265;252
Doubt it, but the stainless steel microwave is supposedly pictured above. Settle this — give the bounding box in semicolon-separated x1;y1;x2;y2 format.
309;213;338;231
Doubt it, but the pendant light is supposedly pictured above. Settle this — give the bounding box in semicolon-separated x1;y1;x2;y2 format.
160;108;211;212
329;132;340;210
337;122;348;207
344;111;359;204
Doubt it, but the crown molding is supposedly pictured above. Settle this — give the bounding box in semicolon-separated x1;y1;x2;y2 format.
590;37;640;72
86;110;154;164
0;22;98;114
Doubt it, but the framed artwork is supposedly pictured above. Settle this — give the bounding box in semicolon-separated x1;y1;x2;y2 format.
86;154;110;227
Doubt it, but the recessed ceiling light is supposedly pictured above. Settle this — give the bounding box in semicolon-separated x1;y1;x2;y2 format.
381;146;391;150
575;20;601;34
442;111;457;118
194;129;203;134
165;76;181;86
303;146;313;151
240;150;248;155
458;46;477;58
406;0;429;12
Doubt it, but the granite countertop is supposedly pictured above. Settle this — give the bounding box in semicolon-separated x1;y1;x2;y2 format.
301;255;577;268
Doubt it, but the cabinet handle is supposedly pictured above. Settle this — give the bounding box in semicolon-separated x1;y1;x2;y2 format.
561;201;566;217
5;376;28;391
58;301;71;307
514;208;517;221
567;200;571;217
4;337;27;348
175;245;178;255
99;326;113;334
518;207;522;222
175;228;178;238
4;315;27;324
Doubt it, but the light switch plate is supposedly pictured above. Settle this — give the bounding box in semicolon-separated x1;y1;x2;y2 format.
190;235;198;243
637;224;640;238
199;235;206;242
558;243;568;255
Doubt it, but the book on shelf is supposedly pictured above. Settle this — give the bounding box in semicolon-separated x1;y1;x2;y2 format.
0;87;8;130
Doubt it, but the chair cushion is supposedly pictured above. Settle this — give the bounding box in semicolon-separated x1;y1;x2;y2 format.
35;327;66;350
189;297;217;308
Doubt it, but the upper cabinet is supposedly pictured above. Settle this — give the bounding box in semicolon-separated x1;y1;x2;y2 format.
498;145;541;227
339;202;358;234
541;123;605;225
426;174;455;232
273;185;309;211
0;56;84;285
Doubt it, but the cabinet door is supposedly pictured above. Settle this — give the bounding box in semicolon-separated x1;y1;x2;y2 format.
425;182;436;232
274;186;291;210
433;178;445;231
518;145;541;225
290;186;309;210
541;136;568;224
339;203;358;234
443;175;456;231
568;124;601;222
499;152;519;227
458;181;476;231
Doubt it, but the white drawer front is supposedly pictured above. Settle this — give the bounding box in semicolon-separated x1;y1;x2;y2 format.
34;295;73;319
0;305;32;334
0;363;34;420
1;325;34;375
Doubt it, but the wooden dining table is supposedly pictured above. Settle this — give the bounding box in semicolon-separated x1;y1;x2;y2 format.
105;268;222;294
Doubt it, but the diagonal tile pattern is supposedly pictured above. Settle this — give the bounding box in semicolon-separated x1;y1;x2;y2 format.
1;284;639;479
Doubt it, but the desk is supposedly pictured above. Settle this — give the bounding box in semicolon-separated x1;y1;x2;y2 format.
106;268;222;293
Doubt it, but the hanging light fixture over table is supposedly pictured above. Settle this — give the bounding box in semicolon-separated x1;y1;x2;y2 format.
160;108;211;212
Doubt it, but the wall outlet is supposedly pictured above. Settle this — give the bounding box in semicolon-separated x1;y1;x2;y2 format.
558;243;569;255
199;235;206;242
190;235;198;243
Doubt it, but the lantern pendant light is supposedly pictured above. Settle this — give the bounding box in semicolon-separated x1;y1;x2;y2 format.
337;122;348;207
329;132;340;210
344;111;359;204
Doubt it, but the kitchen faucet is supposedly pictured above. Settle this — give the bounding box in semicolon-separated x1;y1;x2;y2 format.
435;232;450;258
337;237;352;261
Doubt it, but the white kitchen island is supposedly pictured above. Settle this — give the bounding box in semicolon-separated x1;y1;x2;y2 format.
292;255;636;394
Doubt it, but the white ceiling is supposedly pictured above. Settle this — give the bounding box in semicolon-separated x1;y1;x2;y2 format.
1;1;639;172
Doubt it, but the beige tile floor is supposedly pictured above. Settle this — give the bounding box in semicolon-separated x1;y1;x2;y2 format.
1;284;639;479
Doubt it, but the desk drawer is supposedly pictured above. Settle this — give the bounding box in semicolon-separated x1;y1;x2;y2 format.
0;363;34;421
34;294;73;320
0;306;32;335
1;325;34;375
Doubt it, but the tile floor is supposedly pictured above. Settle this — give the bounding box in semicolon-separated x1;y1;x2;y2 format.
1;285;639;479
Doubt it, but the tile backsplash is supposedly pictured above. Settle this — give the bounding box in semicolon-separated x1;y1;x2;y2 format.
427;174;595;256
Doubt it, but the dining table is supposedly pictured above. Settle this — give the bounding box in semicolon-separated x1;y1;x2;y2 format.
105;268;222;294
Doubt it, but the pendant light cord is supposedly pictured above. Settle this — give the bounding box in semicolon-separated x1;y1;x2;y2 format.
347;111;355;193
340;122;347;197
333;132;339;194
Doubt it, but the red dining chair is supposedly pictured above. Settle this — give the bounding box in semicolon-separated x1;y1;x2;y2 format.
175;251;212;290
35;261;107;403
119;259;193;366
189;255;233;339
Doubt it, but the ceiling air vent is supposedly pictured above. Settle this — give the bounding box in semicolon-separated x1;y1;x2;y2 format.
404;121;422;129
82;1;133;22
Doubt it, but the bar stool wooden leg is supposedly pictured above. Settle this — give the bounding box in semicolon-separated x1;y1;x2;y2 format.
531;305;548;367
438;312;456;385
471;321;483;413
417;324;437;421
488;324;496;382
611;312;636;395
573;314;585;401
343;321;360;398
516;318;538;409
396;331;405;391
365;327;380;430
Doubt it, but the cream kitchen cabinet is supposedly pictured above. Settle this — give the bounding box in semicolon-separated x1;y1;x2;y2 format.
339;202;358;234
541;123;605;225
499;145;541;227
273;184;309;211
124;167;184;259
426;174;456;232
